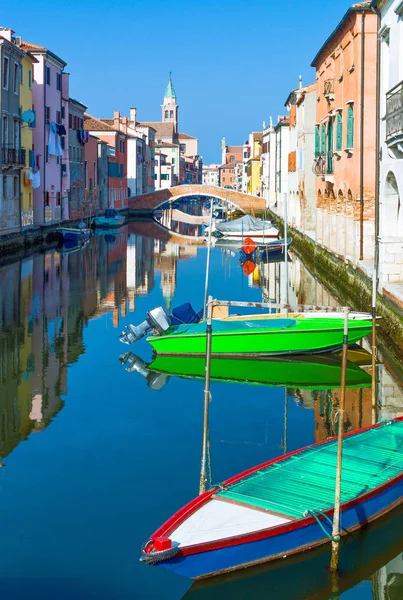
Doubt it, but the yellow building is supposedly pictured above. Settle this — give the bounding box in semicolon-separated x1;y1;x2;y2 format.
246;132;262;195
20;51;37;227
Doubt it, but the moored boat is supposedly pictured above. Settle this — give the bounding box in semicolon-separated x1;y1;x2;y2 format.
93;208;126;228
56;224;91;242
141;417;403;579
207;215;278;239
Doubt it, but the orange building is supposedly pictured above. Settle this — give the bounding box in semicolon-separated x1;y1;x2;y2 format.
311;2;377;262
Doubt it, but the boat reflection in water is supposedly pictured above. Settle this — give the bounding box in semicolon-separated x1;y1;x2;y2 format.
119;349;373;392
183;501;403;600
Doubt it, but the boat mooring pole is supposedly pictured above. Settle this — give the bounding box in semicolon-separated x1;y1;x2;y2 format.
200;296;213;495
330;307;349;573
284;193;289;313
203;200;214;320
371;269;377;425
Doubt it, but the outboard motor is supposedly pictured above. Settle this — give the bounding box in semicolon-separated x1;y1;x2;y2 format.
119;306;171;345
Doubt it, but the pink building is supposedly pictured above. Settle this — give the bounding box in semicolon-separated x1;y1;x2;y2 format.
21;41;67;224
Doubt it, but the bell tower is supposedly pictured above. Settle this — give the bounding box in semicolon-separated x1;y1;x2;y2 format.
161;72;178;134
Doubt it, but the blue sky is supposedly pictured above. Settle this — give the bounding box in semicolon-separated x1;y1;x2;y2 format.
3;0;354;164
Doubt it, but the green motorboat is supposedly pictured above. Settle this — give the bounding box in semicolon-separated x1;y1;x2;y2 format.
146;314;373;357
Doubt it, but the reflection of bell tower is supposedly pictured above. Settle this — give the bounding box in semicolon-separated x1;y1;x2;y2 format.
162;72;178;135
161;256;177;312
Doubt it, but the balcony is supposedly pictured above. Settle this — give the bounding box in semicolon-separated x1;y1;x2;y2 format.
323;79;335;101
1;145;26;167
313;152;334;177
386;80;403;146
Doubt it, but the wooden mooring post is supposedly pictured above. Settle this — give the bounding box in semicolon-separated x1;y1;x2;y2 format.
372;269;378;425
330;307;349;572
200;296;213;495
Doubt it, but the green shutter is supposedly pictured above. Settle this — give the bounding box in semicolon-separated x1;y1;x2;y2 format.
347;105;354;148
315;126;320;154
336;113;342;151
321;124;326;154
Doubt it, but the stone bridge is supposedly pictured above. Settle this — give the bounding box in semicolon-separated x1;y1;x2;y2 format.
128;185;265;215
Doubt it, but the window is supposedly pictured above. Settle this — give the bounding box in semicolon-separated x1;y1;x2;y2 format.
56;110;61;124
346;104;354;148
45;106;51;123
56;192;61;206
45;191;50;206
3;56;9;89
172;157;175;164
321;123;326;154
56;72;61;91
154;159;158;166
60;136;65;150
169;110;173;118
69;145;72;157
161;174;169;180
45;65;51;85
336;112;342;151
165;110;169;119
315;126;320;154
19;64;23;84
115;137;118;151
69;114;72;129
230;155;235;162
120;140;124;153
2;176;7;199
45;144;49;162
28;69;32;89
13;119;19;148
61;106;65;120
180;143;186;153
2;115;8;145
12;62;18;93
85;161;88;188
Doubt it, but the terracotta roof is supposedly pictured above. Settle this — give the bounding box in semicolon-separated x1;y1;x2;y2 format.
226;145;243;153
156;141;178;148
178;132;196;139
219;163;236;170
84;113;117;132
20;40;67;67
138;122;175;137
252;132;263;142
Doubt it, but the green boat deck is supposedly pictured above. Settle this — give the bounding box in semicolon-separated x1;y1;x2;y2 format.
216;421;403;518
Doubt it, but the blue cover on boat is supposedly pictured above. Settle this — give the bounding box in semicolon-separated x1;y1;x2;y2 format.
171;303;201;325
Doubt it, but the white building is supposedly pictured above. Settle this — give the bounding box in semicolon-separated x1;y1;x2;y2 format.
261;122;276;209
375;0;403;292
274;118;290;220
154;150;174;190
202;164;220;186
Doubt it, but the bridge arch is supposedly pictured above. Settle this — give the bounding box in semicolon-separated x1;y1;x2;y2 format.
128;184;265;215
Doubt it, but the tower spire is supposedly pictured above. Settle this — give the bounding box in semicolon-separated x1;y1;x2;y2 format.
164;72;177;100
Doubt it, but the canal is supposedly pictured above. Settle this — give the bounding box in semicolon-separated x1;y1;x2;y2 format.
0;204;403;599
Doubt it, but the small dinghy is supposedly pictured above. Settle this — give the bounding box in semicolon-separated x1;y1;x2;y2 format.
93;208;126;228
141;417;403;579
207;215;279;239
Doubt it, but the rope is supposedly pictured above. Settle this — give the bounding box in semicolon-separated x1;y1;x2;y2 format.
304;509;340;542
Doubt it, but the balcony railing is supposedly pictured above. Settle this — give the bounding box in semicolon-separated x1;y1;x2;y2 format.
324;79;335;97
1;145;26;166
313;152;334;176
386;80;403;143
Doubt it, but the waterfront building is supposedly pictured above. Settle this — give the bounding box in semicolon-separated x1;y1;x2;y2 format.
180;155;203;184
218;162;236;188
273;118;290;218
311;2;377;262
61;73;70;220
373;0;403;293
242;132;262;194
102;109;147;197
284;79;317;232
68;97;87;220
0;28;25;235
202;164;220;186
133;118;156;194
221;139;243;165
20;48;38;229
154;149;174;189
84;134;107;216
84;113;128;210
96;137;108;213
261;122;276;208
20;38;67;225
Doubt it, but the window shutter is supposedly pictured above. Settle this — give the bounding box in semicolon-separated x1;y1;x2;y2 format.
321;124;326;153
315;127;320;154
347;105;354;148
336;113;342;151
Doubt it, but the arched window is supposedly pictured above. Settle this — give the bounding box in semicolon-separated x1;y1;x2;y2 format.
170;110;174;118
164;110;169;119
336;113;342;151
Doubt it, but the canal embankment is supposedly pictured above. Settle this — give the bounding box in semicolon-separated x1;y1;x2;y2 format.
267;210;403;369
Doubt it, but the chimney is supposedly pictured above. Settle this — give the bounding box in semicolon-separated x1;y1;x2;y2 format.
0;27;13;42
299;75;303;88
113;110;120;130
122;116;128;134
129;107;137;123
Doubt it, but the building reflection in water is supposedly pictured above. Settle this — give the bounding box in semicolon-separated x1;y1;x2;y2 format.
1;221;403;598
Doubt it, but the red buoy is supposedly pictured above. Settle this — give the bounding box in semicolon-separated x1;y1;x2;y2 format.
242;237;256;255
153;537;172;552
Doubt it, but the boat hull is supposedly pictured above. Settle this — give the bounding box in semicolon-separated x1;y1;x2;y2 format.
147;322;373;357
155;477;403;580
93;216;126;228
56;227;91;242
